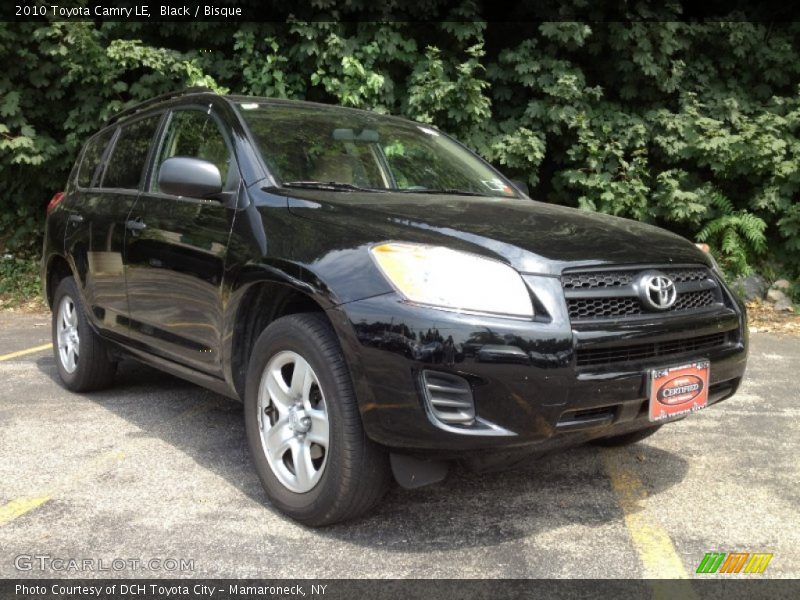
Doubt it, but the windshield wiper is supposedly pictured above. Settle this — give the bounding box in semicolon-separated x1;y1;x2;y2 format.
281;181;493;196
281;181;384;192
396;188;492;197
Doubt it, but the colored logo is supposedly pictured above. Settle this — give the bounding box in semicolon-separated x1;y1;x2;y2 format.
656;374;704;406
696;552;773;574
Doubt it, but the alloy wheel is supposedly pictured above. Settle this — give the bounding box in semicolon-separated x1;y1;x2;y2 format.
56;294;80;373
257;351;330;493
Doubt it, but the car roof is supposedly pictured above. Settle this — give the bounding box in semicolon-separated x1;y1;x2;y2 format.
104;87;225;126
105;88;426;131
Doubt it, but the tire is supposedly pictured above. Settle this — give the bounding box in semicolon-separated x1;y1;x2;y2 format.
591;425;662;447
51;276;117;392
244;312;391;526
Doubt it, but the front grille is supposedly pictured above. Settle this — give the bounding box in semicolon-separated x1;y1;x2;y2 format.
568;288;718;320
575;332;728;367
672;289;716;311
569;297;642;319
562;267;708;290
562;265;722;322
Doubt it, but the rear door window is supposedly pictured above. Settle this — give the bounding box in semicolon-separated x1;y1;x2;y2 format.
102;115;162;190
77;129;114;189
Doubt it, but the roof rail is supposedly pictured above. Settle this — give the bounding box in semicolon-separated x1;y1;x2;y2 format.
105;87;217;125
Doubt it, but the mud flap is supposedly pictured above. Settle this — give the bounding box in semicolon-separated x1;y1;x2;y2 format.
390;453;449;489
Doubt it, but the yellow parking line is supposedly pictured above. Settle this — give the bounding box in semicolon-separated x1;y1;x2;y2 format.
0;451;125;528
0;496;50;527
0;343;52;362
1;400;219;528
602;448;698;597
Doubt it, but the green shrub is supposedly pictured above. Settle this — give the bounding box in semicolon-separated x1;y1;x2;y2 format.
696;193;767;278
0;255;40;305
1;15;799;306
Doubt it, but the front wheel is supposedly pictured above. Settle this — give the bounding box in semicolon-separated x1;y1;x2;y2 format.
244;312;390;526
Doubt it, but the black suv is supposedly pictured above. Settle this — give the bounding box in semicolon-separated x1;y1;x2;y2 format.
42;89;748;525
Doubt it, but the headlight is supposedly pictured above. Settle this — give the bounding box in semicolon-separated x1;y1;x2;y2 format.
369;242;534;318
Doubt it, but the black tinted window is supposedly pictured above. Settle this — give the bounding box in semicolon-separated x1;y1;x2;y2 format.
102;115;161;190
153;110;233;191
77;129;114;188
237;103;517;197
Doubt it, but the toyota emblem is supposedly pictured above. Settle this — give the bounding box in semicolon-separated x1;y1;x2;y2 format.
637;271;677;310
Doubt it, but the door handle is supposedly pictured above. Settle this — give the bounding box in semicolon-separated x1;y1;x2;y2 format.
126;218;147;232
68;213;84;224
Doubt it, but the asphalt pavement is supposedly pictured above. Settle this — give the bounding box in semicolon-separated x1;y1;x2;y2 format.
0;312;798;579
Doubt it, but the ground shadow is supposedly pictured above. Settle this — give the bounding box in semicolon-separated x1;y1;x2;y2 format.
36;356;689;551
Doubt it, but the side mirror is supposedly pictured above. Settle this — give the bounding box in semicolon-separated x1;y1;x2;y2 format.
158;157;223;198
511;179;530;196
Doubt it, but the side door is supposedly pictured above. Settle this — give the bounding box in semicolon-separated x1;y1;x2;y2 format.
124;107;239;375
65;115;162;338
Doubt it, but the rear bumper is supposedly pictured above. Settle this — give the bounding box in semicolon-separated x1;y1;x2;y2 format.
330;289;747;455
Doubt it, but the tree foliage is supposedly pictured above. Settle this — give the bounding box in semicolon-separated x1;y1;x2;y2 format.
1;8;799;281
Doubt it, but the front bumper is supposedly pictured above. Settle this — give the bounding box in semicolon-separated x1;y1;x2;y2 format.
330;287;747;455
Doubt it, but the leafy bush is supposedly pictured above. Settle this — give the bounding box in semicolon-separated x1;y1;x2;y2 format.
0;255;40;304
696;193;767;277
1;11;799;306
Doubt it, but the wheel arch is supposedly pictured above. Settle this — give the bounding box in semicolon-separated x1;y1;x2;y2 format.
44;253;74;309
225;279;337;400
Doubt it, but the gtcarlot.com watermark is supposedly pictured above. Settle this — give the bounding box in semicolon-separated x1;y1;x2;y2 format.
14;554;194;573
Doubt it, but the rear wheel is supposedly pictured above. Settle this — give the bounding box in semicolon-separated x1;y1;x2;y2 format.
244;312;390;526
591;425;662;447
51;276;116;392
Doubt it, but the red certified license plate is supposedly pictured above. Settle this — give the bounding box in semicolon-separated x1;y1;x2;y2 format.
648;360;710;422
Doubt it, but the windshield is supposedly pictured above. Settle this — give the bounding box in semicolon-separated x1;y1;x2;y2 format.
236;102;518;197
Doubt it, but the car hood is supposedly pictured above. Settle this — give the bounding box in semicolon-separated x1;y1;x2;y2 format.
284;190;711;275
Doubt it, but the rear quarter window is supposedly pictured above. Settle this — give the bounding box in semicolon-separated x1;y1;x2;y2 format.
77;129;114;188
102;115;162;190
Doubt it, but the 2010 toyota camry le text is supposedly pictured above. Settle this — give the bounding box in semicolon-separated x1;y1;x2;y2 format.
41;89;748;525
